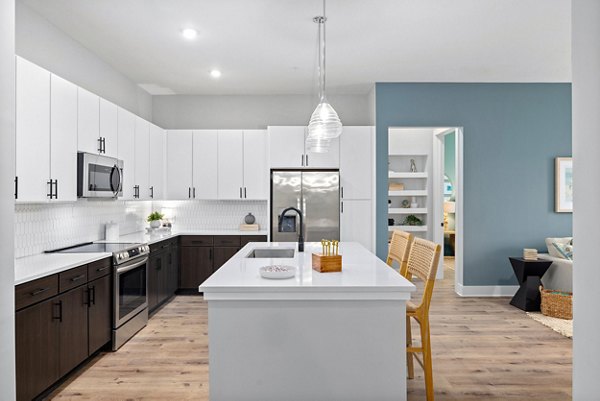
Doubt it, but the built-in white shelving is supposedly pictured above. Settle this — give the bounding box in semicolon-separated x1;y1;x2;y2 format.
388;225;428;232
388;208;427;214
388;172;428;179
388;190;428;197
388;131;432;241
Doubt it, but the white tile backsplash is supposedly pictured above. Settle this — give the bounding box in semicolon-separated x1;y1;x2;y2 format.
154;200;267;231
15;200;152;258
15;200;268;258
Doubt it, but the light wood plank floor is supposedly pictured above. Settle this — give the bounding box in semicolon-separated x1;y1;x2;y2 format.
48;267;572;400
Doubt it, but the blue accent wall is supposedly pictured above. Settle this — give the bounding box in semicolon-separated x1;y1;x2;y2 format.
376;83;572;286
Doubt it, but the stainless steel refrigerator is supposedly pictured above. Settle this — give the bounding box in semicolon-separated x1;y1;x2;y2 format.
271;170;340;242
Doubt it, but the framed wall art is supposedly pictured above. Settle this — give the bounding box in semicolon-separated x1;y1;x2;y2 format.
555;157;573;213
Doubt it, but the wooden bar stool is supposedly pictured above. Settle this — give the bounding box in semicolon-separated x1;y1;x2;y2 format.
386;230;414;277
404;237;441;401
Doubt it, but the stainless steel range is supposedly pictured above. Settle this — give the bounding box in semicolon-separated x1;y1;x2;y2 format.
50;242;150;350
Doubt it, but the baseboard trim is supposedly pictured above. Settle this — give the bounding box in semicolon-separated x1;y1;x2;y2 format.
456;283;519;297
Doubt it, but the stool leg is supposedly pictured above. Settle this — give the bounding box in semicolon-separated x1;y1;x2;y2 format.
406;315;414;379
421;318;434;401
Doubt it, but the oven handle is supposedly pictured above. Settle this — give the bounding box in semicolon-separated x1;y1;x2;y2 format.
116;257;148;274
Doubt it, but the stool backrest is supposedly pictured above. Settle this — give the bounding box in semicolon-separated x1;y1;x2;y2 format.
405;237;442;312
387;230;414;276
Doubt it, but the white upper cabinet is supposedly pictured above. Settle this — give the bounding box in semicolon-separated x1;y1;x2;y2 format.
15;57;51;202
243;130;267;200
217;130;244;200
166;130;193;200
50;74;78;202
193;130;218;199
340;126;373;200
117;107;136;200
268;126;339;169
149;124;165;200
77;87;101;154
134;117;150;200
99;98;118;157
341;199;372;251
268;126;305;168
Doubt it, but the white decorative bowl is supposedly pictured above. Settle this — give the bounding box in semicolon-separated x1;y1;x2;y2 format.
259;265;296;279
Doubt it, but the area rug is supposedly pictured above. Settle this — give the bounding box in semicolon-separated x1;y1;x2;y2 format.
526;312;573;338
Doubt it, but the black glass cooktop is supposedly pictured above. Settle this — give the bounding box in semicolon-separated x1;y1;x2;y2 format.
46;242;141;254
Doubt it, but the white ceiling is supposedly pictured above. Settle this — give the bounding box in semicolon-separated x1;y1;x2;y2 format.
21;0;571;95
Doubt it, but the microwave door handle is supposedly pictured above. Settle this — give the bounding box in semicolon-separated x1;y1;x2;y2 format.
110;164;122;198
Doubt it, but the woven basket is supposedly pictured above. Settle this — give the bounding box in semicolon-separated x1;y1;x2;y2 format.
540;286;572;320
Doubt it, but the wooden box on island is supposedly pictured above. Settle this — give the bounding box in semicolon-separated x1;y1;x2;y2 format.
312;253;342;272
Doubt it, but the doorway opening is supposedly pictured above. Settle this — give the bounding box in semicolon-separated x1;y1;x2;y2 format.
387;127;464;292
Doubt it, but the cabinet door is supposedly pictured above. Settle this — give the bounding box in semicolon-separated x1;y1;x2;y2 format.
50;74;78;202
99;98;118;157
117;108;136;200
88;275;112;355
16;297;60;401
217;130;244;199
149;124;165;200
77;87;100;154
148;252;159;311
179;247;213;290
340;126;373;200
243;130;267;199
58;286;89;377
168;245;179;294
134;117;150;199
159;252;171;305
340;199;372;251
166;130;193;199
193;130;218;199
305;130;340;169
268;126;305;168
213;247;239;272
16;57;51;202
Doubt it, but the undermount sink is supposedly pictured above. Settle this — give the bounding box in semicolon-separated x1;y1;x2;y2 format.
246;248;295;258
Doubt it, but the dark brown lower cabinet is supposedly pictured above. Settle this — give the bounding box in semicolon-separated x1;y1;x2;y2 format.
179;246;213;290
58;286;89;377
16;298;60;401
16;257;112;401
88;275;112;354
213;247;240;272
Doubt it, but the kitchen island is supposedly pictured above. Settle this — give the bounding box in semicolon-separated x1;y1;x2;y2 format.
200;241;415;401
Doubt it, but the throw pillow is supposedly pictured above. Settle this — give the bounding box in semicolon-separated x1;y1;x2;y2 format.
546;237;573;258
552;242;573;260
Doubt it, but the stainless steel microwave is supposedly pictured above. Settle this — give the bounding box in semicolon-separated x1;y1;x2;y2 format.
77;152;124;198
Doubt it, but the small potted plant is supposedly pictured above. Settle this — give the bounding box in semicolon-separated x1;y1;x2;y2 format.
403;214;423;226
147;211;164;229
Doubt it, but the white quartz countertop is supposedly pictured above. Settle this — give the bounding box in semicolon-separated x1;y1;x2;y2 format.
15;252;111;285
102;229;269;245
200;242;416;301
15;229;268;285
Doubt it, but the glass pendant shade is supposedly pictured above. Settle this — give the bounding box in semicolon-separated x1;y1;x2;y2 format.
306;134;330;153
308;98;342;140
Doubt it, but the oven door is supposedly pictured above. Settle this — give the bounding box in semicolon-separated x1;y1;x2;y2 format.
78;152;123;198
114;256;148;328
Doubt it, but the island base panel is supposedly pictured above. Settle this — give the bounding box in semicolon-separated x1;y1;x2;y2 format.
207;299;407;401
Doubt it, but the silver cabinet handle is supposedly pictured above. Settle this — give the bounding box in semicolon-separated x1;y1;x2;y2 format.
305;154;309;166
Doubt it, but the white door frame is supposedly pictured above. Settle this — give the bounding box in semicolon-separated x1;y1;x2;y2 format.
432;128;464;293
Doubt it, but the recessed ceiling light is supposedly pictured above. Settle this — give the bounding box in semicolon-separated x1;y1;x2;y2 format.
210;70;222;78
181;28;198;40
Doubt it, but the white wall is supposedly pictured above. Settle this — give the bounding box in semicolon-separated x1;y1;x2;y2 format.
0;0;16;398
16;1;152;120
367;85;376;126
152;94;371;129
572;1;600;399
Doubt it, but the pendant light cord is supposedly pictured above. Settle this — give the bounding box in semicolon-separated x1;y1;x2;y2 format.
318;0;327;101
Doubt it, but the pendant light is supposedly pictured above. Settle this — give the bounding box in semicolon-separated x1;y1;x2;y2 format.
307;0;342;152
